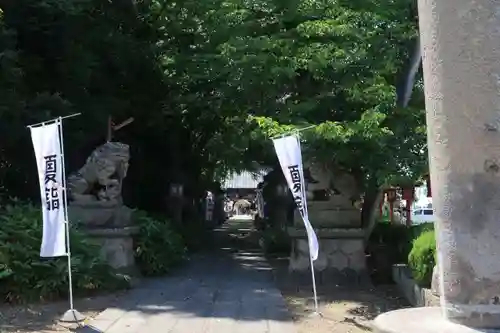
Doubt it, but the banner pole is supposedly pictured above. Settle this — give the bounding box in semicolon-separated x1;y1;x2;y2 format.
273;133;321;316
26;113;81;129
309;254;319;313
296;133;320;315
299;133;319;315
270;124;317;140
56;117;85;324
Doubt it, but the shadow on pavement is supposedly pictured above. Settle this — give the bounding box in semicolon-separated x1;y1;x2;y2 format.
72;325;103;333
1;218;408;333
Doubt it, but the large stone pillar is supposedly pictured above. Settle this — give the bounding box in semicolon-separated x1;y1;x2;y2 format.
375;0;500;331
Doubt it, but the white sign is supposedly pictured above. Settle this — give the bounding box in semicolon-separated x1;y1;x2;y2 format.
273;135;319;260
205;191;214;221
30;120;67;257
256;189;265;218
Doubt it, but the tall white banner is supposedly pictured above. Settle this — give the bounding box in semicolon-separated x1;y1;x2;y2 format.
273;135;319;261
30;120;67;257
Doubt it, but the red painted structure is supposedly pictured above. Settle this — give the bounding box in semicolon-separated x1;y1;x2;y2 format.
402;186;415;226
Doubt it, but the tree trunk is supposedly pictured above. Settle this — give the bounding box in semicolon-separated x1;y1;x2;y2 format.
362;185;385;244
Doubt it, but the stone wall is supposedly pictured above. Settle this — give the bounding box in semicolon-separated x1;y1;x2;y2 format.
288;228;368;285
392;264;439;307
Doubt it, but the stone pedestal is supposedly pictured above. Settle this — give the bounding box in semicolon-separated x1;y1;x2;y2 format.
69;203;138;274
302;202;361;228
374;307;500;333
288;227;368;285
288;165;367;284
271;198;288;230
86;226;139;274
68;202;133;227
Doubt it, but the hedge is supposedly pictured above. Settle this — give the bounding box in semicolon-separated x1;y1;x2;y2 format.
408;229;436;287
0;203;128;303
367;222;434;284
133;211;186;276
0;203;187;303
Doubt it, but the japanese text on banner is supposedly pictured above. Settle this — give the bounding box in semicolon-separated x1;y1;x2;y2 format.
272;135;318;261
44;155;60;211
288;165;304;216
30;120;67;257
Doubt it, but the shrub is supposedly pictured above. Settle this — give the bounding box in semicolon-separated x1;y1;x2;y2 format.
366;222;410;283
0;203;128;303
176;216;212;252
133;211;186;276
408;229;436;287
368;222;412;261
411;223;434;240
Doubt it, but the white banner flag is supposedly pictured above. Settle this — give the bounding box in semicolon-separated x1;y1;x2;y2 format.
273;135;319;261
30;120;67;257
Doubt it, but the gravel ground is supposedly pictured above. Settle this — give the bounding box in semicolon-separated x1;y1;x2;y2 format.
268;255;410;333
0;293;125;333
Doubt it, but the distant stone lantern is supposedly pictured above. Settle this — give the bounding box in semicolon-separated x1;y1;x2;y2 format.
274;184;289;229
168;183;184;225
169;183;184;197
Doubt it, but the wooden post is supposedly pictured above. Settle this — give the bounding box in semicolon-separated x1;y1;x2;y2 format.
389;202;394;223
379;198;384;218
107;116;113;142
106;116;135;142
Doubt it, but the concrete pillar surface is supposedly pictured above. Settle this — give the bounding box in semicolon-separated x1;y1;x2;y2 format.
374;0;500;331
414;0;500;328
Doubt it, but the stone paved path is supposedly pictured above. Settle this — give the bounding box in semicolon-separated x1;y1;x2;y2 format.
80;220;296;333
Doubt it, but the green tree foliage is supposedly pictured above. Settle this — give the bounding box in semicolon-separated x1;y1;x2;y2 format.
0;0;427;213
234;0;427;185
0;0;169;207
152;0;427;177
151;0;428;229
0;203;128;302
133;211;186;276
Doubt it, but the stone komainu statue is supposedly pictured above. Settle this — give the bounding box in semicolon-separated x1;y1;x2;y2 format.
67;142;130;205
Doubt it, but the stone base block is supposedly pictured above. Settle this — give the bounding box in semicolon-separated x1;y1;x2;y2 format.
289;267;370;286
391;264;439;307
294;207;362;228
68;204;132;228
288;228;368;285
86;227;139;275
374;307;500;333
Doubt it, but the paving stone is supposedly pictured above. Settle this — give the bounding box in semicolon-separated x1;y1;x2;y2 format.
105;312;149;333
85;220;296;333
205;301;240;333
